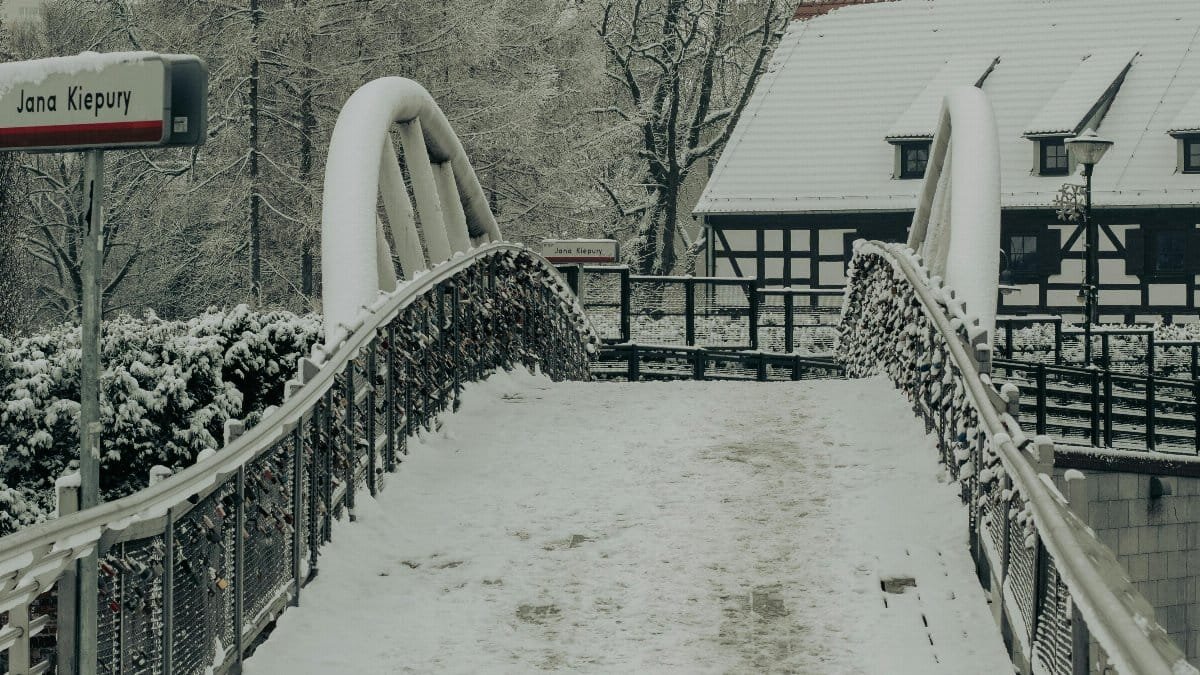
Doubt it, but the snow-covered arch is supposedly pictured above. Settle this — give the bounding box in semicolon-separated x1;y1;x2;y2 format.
320;77;503;344
906;86;1002;341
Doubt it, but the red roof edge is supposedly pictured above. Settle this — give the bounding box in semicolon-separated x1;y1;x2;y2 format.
793;0;899;21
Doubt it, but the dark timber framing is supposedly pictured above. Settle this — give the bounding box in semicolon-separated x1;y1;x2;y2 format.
704;206;1200;319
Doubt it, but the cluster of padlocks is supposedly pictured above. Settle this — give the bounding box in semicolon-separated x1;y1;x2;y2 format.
65;246;598;674
838;243;1085;675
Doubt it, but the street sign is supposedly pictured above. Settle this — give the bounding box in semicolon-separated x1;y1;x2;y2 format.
542;238;620;264
0;51;207;151
0;52;208;675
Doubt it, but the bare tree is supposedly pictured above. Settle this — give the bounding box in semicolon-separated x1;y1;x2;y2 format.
596;0;785;275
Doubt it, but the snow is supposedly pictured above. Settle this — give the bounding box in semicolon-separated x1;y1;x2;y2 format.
1023;49;1137;136
0;51;158;98
244;370;1010;674
886;54;999;140
694;0;1200;215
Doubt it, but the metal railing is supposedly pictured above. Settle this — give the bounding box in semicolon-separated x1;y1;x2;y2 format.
841;240;1194;675
592;344;843;382
0;245;597;675
567;265;842;354
992;359;1200;454
996;316;1200;380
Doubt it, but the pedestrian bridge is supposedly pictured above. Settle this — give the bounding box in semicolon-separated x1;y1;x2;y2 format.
0;81;1193;675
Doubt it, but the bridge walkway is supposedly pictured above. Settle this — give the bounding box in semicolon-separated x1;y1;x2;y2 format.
244;372;1011;674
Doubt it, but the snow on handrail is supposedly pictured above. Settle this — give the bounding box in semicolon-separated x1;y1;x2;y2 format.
857;239;1194;675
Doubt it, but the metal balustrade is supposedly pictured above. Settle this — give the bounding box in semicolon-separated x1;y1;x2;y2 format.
592;344;843;382
0;246;597;675
841;240;1194;675
570;265;843;354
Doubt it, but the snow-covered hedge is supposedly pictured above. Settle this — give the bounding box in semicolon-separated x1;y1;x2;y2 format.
0;306;321;535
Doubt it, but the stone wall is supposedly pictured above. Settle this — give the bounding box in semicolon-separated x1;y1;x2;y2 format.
1052;453;1200;663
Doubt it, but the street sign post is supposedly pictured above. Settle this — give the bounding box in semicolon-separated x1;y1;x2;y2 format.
541;238;620;264
0;51;207;675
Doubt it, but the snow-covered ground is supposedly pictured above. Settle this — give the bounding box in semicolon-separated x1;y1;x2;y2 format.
244;370;1011;674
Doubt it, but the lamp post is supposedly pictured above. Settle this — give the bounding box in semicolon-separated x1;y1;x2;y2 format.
1065;129;1113;367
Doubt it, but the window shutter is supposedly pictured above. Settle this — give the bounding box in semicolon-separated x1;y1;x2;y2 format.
1125;228;1145;276
1038;228;1061;276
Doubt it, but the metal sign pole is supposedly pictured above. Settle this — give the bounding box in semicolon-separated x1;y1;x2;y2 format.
76;147;103;675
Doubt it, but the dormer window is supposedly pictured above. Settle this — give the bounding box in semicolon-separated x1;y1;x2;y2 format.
1183;137;1200;173
1039;138;1070;176
899;141;931;179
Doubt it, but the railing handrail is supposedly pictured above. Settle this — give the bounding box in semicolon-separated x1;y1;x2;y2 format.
992;357;1196;387
0;242;596;589
859;239;1192;675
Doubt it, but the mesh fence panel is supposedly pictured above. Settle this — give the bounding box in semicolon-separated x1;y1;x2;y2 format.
694;281;751;347
580;269;622;340
1033;551;1075;675
1007;516;1037;636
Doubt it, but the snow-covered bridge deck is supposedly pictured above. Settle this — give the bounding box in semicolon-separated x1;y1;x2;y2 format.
244;372;1011;674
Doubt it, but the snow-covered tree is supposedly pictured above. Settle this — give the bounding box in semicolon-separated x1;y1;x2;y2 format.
595;0;786;275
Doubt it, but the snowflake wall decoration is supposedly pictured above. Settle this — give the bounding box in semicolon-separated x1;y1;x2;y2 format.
1054;183;1086;223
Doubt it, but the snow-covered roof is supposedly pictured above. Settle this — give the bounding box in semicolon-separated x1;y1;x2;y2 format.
1168;88;1200;135
696;0;1200;215
1022;49;1137;137
886;55;998;140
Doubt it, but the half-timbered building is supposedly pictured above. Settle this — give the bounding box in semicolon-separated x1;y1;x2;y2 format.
695;0;1200;322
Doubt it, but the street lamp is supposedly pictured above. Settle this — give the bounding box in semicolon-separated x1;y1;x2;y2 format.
1065;129;1113;366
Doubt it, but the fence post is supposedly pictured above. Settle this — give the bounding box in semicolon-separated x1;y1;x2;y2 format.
1035;364;1047;435
9;600;31;674
1103;369;1114;448
756;354;768;382
748;281;760;350
1147;375;1157;451
344;364;356;518
385;322;396;472
619;268;631;343
1192;343;1198;381
1148;332;1156;376
1090;369;1101;447
452;284;462;408
291;427;303;606
1005;320;1013;359
1054;320;1063;365
784;293;795;354
234;464;246;669
629;344;640;382
792;354;802;381
1100;334;1110;370
163;506;175;671
55;475;80;674
1194;380;1200;453
693;349;706;380
366;345;378;497
685;278;696;346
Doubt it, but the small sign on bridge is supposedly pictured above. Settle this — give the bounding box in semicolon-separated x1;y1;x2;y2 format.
542;238;620;264
0;51;207;151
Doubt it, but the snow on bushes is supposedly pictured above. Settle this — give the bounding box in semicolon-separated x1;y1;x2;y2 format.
0;306;321;535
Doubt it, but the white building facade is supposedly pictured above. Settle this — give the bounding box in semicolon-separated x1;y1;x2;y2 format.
697;0;1200;322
